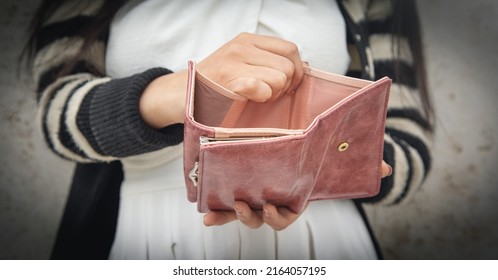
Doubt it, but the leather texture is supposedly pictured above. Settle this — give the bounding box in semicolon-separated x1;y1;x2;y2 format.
183;61;391;213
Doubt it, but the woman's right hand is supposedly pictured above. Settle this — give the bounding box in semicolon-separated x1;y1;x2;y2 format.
140;32;304;128
197;32;304;102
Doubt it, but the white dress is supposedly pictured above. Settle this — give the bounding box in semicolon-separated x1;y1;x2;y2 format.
106;0;377;260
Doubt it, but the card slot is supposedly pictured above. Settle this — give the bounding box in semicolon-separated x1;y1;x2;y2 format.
194;80;236;127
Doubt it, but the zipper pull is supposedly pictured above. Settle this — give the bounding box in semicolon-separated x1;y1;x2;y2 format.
188;161;199;187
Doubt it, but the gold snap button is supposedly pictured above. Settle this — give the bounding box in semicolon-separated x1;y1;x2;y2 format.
338;142;349;152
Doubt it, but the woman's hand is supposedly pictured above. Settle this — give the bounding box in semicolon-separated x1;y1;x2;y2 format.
140;32;304;129
197;32;304;102
203;201;306;231
204;160;393;230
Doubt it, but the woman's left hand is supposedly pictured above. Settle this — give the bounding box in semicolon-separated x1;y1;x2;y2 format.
203;201;305;231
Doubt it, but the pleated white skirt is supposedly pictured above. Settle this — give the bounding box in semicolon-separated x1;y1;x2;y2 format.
109;155;377;260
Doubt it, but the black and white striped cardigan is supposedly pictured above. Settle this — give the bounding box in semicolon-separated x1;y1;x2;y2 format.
33;0;432;258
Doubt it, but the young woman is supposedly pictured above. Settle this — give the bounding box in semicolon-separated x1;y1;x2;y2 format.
26;0;433;259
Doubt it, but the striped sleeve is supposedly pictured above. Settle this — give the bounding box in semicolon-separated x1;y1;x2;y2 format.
342;0;433;204
32;1;183;162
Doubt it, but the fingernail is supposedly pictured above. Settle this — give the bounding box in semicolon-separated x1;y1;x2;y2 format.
387;165;393;176
233;205;242;217
203;215;211;226
264;208;272;218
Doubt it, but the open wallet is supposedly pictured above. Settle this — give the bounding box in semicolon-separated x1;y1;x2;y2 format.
183;61;391;213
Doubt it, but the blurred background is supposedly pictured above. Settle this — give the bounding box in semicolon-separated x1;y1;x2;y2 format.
0;0;497;259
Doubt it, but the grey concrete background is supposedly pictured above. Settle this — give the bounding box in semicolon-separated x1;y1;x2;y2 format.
0;0;497;259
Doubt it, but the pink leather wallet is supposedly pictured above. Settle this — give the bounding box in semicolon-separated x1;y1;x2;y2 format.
183;61;391;213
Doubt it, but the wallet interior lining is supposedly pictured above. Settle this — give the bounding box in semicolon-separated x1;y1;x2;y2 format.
193;69;372;130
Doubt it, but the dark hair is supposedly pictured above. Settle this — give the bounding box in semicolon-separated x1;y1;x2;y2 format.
24;0;433;130
23;0;125;76
391;0;434;130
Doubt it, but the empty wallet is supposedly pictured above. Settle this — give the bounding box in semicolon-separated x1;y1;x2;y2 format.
183;61;391;213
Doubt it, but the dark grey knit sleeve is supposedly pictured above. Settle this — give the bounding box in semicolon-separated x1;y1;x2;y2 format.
76;68;184;159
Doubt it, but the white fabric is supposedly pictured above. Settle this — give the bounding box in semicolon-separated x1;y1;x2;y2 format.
106;0;376;259
106;0;350;75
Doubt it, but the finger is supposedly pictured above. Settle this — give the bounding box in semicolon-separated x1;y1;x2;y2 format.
262;204;300;231
240;46;297;98
381;160;393;178
225;76;273;102
255;66;290;102
230;66;288;102
287;63;304;95
206;61;289;102
233;201;263;229
248;34;304;92
203;211;237;226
